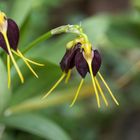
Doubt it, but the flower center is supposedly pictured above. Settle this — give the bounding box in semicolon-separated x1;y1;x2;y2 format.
82;42;93;62
0;11;7;33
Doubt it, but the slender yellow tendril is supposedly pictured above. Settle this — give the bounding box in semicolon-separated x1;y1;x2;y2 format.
95;77;108;106
12;49;44;66
3;32;24;83
98;72;119;106
17;50;38;78
87;61;100;108
42;73;66;99
65;70;71;84
7;55;11;88
70;79;84;107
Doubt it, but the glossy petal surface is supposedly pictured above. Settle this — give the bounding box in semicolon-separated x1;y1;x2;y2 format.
0;18;19;53
75;50;88;78
92;50;101;76
7;18;19;51
0;32;8;53
60;43;81;73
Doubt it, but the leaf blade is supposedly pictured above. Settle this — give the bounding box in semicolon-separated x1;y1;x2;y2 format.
0;113;71;140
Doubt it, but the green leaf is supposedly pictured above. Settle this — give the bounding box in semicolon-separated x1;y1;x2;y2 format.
0;113;71;140
0;59;11;114
82;15;110;45
9;61;61;106
10;0;34;27
5;84;93;114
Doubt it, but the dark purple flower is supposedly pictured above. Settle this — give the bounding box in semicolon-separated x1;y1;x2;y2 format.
43;40;119;108
60;42;101;78
0;18;19;53
60;42;81;72
0;11;44;88
7;19;19;51
75;49;101;78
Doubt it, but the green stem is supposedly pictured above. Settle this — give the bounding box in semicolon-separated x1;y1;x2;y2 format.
23;25;84;53
23;31;52;53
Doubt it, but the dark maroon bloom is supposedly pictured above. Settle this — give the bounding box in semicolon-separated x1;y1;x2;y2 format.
92;50;101;76
0;12;44;87
75;49;101;78
7;19;19;51
60;42;101;78
74;50;88;78
42;28;119;108
60;42;81;73
0;18;19;53
0;32;7;52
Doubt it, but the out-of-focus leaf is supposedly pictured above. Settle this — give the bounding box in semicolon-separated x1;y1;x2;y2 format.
9;60;61;106
0;1;7;12
10;0;34;27
106;15;140;49
5;84;93;114
1;130;16;140
132;0;140;9
82;15;110;45
0;113;71;140
0;59;11;114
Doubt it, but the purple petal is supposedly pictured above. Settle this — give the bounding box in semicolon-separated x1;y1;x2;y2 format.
75;50;88;78
60;43;81;73
0;32;8;53
92;50;101;76
7;18;19;51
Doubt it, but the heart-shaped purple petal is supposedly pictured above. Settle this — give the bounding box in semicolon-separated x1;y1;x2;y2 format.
92;50;101;76
60;43;81;73
7;18;19;51
75;50;88;78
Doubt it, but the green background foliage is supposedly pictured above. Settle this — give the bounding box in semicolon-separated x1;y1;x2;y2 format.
0;0;140;140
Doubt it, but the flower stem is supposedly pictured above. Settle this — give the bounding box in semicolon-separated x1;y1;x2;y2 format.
23;31;52;53
23;25;85;53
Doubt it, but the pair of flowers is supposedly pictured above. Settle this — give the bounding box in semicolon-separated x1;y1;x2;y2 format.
0;11;119;107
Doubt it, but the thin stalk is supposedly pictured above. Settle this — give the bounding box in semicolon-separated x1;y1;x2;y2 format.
23;25;83;53
23;31;52;53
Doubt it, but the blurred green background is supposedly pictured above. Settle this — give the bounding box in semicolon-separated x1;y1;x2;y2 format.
0;0;140;140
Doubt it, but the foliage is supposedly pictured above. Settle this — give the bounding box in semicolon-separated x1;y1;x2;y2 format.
0;0;140;140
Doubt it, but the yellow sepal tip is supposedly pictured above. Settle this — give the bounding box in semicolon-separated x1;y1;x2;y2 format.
12;49;44;67
87;60;101;108
98;72;119;106
42;73;66;100
65;70;71;84
3;32;24;83
17;50;39;78
95;77;108;106
70;79;84;107
7;55;11;88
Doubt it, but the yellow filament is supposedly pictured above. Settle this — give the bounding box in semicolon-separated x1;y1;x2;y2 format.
98;72;119;106
87;61;100;108
7;55;11;88
65;70;71;84
24;58;44;66
42;73;66;99
3;32;24;83
12;49;44;66
95;77;108;106
70;79;84;107
17;50;38;78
